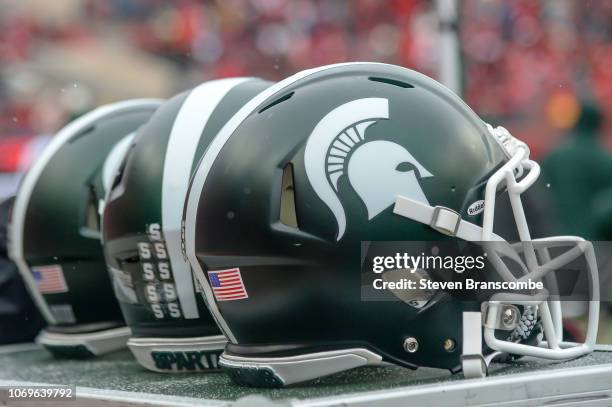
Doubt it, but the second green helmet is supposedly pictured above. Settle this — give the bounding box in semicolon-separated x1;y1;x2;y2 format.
102;77;272;372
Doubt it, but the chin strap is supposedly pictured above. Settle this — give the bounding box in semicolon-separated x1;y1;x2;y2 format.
393;195;504;242
461;312;487;378
393;194;599;372
393;196;503;377
393;196;539;377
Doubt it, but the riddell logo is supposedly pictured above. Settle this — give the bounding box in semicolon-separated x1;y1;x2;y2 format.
152;350;221;371
467;200;485;216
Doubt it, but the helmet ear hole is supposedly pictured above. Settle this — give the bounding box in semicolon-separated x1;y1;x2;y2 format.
110;143;134;192
279;163;298;228
84;184;101;234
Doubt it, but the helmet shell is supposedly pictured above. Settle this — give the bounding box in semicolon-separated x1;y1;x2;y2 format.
186;63;509;371
102;79;272;339
10;100;161;330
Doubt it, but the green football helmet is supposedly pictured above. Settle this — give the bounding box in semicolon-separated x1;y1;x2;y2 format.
9;99;162;358
183;63;599;386
102;78;272;372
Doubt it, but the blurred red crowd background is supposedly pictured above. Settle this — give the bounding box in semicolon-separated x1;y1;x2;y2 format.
2;0;612;341
1;0;611;160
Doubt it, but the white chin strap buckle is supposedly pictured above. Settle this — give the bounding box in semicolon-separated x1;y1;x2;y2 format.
394;195;505;242
430;206;461;236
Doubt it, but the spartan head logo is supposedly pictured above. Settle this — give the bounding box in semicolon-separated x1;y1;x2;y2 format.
304;98;433;240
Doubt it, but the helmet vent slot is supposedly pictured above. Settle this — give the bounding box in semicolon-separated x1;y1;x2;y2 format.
368;77;414;89
69;125;95;144
258;92;294;114
279;163;298;228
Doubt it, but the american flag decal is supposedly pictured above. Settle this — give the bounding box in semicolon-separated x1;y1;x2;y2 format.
208;268;248;301
32;265;68;294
